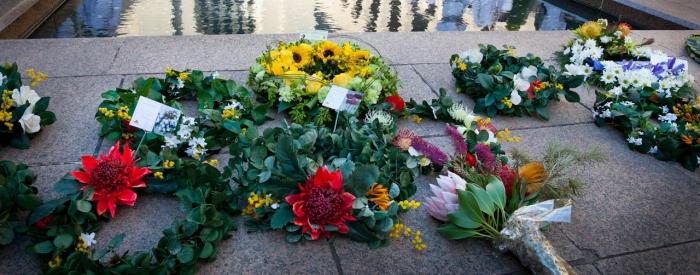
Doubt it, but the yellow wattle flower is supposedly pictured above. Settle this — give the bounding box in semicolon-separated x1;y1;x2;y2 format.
519;162;546;194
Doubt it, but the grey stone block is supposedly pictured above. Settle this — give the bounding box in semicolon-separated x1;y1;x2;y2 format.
594;242;700;274
0;75;123;165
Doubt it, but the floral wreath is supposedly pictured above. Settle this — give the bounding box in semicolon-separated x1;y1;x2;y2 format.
248;39;400;125
450;44;584;120
0;63;55;149
24;69;268;272
0;160;41;246
226;117;425;248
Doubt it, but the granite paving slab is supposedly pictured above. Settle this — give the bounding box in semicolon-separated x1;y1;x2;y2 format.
594;241;700;274
0;75;122;165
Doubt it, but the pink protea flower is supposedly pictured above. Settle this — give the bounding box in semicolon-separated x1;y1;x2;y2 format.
425;171;467;222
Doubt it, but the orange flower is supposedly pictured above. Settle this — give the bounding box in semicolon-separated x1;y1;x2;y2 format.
367;183;390;210
519;162;546;194
681;135;693;145
617;22;632;37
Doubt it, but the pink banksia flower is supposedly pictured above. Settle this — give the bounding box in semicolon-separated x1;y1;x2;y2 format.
445;124;468;156
425;171;467;221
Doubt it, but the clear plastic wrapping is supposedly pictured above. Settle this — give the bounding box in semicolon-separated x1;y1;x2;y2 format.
495;200;576;275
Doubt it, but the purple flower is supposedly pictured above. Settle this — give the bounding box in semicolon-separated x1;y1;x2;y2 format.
411;136;449;166
445;124;468;156
474;143;495;171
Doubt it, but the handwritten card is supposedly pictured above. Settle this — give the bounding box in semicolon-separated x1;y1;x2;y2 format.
322;85;349;110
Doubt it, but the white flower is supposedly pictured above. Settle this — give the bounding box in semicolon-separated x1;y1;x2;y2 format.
564;64;593;78
658;113;677;123
620;101;635;107
614;31;622;38
661;106;669;114
212;72;220;79
608;86;623;97
509;90;522;105
80;232;96;247
176;79;185;89
364;110;394;127
0;72;5;84
600;71;617;84
419;157;431;167
513;76;531;92
408;146;422;157
600;36;611;43
648;146;658;154
519;65;538;80
447;103;475;125
669;122;678;132
649;50;669;65
601;110;612;118
19;109;41;134
271;203;280;209
11;86;41;110
697;156;700;165
163;134;181;149
459;48;484;64
189;137;207;148
627;136;642;146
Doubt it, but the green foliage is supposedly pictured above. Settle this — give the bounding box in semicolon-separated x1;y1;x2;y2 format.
688;34;700;64
0;161;40;245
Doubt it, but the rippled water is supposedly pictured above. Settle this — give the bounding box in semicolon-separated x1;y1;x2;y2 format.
31;0;605;38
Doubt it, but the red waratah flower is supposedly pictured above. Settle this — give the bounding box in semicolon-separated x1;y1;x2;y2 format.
385;95;405;112
285;166;356;240
465;153;476;167
70;141;150;218
497;164;516;198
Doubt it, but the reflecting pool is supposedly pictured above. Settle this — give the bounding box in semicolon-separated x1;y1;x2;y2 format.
31;0;611;38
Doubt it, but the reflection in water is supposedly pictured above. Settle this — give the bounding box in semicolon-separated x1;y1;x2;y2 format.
32;0;594;38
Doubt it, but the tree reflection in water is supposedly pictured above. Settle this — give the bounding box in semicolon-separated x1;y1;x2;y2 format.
31;0;593;38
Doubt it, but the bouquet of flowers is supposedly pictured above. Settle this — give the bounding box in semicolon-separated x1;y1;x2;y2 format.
0;63;55;149
248;39;400;125
556;19;654;85
0;160;41;245
687;34;700;64
227;116;427;248
451;44;584;120
96;68;268;162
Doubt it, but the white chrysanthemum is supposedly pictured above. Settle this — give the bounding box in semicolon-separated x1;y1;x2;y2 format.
608;86;623;97
600;36;611;43
364;110;394;127
564;64;593;78
649;50;669;65
600;71;617;84
163;134;181;149
649;146;658;154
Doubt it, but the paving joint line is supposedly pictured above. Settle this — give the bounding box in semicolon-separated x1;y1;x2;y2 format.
40;69;250;79
104;41;123;74
327;240;344;275
592;239;700;263
29;161;80;168
409;64;439;96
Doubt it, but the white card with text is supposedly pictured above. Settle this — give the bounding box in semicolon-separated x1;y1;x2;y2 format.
322;85;349;110
129;96;181;135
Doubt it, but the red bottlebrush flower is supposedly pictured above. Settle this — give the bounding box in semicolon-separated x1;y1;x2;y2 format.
284;167;356;240
497;164;516;198
70;141;151;218
385;95;405;112
34;215;54;229
465;153;476;167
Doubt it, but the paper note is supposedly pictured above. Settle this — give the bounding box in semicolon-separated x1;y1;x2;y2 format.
322;86;349;110
130;96;181;135
300;29;329;41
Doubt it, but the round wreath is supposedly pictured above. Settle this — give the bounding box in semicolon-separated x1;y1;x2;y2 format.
0;63;56;149
24;69;267;273
0;160;41;245
248;39;400;125
225;117;423;248
450;44;584;120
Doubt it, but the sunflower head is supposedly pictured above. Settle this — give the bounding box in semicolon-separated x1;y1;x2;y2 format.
519;162;546;194
290;43;313;68
352;50;370;65
316;41;341;63
575;21;603;39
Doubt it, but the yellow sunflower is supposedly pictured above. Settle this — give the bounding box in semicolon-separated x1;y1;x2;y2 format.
351;50;370;65
289;43;313;68
316;40;342;63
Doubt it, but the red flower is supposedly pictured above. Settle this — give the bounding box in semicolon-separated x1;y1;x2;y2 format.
497;164;516;198
385;95;405;112
527;80;543;99
285;167;356;240
71;141;150;218
34;215;54;229
465;153;476;167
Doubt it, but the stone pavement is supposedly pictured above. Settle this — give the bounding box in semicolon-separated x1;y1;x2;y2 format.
0;30;699;274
